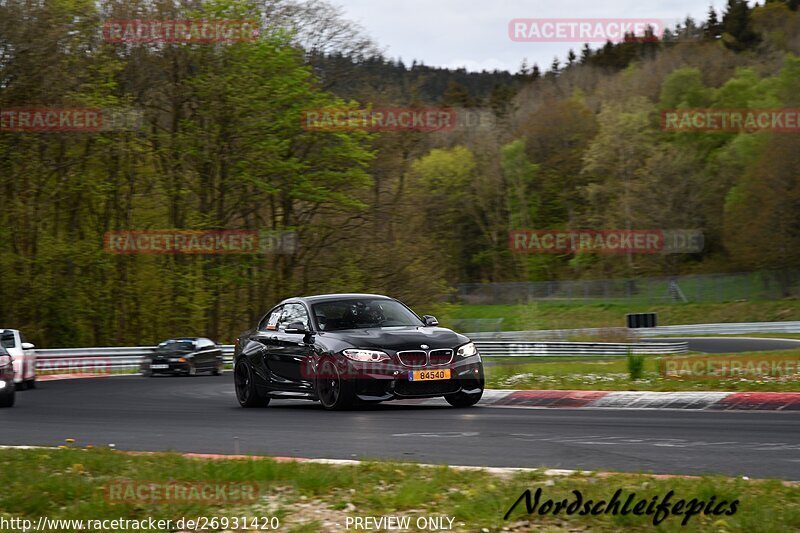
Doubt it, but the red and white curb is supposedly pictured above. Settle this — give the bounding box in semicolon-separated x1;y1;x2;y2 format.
38;373;114;381
402;390;800;411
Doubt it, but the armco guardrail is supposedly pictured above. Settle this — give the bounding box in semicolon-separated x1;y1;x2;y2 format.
466;328;631;341
35;346;236;373
466;321;800;341
34;340;687;372
647;321;800;335
473;341;687;357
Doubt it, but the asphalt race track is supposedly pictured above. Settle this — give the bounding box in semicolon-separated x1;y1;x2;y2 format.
3;375;800;481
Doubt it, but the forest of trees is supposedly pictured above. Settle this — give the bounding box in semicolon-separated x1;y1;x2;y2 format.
1;0;799;346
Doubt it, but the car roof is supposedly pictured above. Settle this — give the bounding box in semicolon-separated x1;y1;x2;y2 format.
283;294;395;305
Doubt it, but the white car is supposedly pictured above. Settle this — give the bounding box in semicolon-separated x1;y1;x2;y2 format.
0;329;36;390
0;346;14;407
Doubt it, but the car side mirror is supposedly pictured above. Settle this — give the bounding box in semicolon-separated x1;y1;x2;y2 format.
422;315;439;327
21;342;35;350
285;322;311;335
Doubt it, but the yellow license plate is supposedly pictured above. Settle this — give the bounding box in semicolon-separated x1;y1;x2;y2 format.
409;369;451;381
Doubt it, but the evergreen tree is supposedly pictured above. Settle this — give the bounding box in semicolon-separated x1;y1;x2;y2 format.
721;0;761;51
567;49;577;66
442;80;475;107
489;84;516;116
550;57;561;75
580;43;593;63
704;5;722;40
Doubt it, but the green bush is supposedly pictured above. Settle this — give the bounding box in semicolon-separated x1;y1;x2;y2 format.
627;351;645;380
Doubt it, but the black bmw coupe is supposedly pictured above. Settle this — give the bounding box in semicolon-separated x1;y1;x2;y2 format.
142;337;225;377
233;294;484;410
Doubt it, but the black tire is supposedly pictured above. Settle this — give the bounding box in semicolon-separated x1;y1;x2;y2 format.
0;388;14;408
445;389;483;408
25;379;36;390
234;359;269;408
14;380;26;391
315;357;354;411
212;362;223;376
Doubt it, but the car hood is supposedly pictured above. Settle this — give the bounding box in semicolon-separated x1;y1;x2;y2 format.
323;326;469;352
152;348;194;357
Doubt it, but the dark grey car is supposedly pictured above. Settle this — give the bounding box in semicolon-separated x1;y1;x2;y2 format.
141;338;225;377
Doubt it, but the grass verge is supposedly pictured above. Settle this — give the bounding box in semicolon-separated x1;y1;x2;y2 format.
0;448;798;532
484;348;800;392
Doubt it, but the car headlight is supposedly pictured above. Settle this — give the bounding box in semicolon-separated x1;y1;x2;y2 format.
342;349;390;362
457;342;478;358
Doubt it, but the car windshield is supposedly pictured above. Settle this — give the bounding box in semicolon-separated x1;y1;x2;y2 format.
0;331;14;349
311;299;423;331
157;339;195;351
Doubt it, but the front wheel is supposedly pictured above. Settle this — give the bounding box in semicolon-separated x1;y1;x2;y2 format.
0;389;14;408
234;359;269;408
445;389;483;408
316;358;354;411
25;379;36;390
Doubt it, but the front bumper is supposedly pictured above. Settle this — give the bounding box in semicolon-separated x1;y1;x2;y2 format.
144;360;192;374
340;356;484;401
